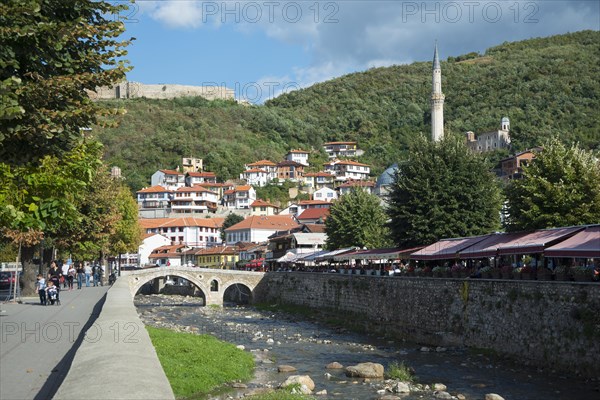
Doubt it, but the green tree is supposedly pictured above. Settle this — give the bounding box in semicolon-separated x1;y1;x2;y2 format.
0;0;131;293
504;138;600;231
325;188;392;249
109;185;141;270
0;0;132;164
221;213;245;242
387;135;502;247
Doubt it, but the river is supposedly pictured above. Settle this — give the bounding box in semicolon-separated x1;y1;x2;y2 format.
134;294;599;400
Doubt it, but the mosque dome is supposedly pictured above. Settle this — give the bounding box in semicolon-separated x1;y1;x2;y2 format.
376;163;399;188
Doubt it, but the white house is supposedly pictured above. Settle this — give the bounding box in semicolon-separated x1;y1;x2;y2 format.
250;199;279;216
303;172;335;190
242;160;278;182
185;171;217;186
136;185;172;210
466;117;511;153
148;244;188;267
285;149;310;166
312;187;337;202
171;186;219;214
138;233;171;266
139;217;224;248
337;180;375;196
225;215;299;245
241;168;269;187
324;160;370;181
323;141;364;159
151;169;186;190
223;185;256;209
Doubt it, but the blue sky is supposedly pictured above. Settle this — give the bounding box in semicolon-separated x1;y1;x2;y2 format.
118;1;600;103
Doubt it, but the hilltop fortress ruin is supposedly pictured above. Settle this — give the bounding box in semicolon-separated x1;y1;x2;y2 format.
92;81;235;101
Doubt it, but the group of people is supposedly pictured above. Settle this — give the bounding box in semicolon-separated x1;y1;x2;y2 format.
35;260;105;306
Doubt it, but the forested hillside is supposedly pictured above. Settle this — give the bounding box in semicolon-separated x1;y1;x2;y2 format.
96;30;600;191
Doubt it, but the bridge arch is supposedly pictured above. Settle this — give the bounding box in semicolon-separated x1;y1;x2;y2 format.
124;266;265;306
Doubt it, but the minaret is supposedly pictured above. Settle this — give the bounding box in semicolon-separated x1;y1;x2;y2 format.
431;42;445;142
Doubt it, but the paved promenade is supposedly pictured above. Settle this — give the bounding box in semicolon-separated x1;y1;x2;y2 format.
0;285;109;400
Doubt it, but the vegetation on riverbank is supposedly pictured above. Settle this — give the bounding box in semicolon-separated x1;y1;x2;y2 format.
146;326;254;399
247;391;315;400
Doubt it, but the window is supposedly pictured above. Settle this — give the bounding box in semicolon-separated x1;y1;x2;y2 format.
178;227;183;232
260;206;266;211
199;236;203;241
178;236;184;242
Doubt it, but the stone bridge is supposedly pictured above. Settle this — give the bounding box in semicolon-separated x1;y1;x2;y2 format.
122;266;265;305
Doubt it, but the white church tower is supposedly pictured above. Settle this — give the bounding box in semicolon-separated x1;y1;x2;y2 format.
431;43;445;142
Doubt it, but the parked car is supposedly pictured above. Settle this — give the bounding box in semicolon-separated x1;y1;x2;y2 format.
0;271;18;289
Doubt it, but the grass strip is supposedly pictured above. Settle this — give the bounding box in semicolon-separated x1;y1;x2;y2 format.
147;326;254;399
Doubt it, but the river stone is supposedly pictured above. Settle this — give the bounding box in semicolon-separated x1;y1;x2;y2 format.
457;394;466;400
433;383;447;391
315;389;327;395
485;394;505;400
326;362;344;369
394;382;410;393
434;391;452;399
345;362;384;378
280;375;315;391
231;383;247;388
236;345;245;350
278;365;297;373
379;395;403;400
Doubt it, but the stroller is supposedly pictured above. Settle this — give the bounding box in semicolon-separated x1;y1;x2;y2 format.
47;285;60;305
108;272;117;285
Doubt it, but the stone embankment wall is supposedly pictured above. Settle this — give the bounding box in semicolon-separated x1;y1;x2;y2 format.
92;81;234;101
254;273;600;377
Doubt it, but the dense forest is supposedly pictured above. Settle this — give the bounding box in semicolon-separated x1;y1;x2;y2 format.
95;31;600;191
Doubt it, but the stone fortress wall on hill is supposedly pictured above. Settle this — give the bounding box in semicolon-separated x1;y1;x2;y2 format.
91;81;234;101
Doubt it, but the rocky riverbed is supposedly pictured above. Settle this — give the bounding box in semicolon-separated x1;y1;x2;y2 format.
135;294;599;400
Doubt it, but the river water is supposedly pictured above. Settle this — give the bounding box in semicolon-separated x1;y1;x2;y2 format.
134;294;598;400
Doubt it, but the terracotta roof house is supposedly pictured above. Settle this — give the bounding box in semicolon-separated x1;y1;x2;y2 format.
250;199;279;216
225;215;299;245
139;217;224;248
297;208;330;224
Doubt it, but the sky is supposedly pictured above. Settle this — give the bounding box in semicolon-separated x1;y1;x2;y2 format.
117;0;600;103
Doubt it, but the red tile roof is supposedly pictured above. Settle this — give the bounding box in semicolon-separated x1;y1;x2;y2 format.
247;160;277;167
288;149;309;154
137;185;171;194
244;168;268;174
225;215;299;231
187;171;217;177
176;186;217;193
297;208;330;221
139;217;224;229
159;169;184;175
299;200;332;206
338;180;375;188
191;246;239;256
251;199;277;208
324;141;357;145
325;160;370;167
236;185;252;192
224;189;235;195
304;172;335;178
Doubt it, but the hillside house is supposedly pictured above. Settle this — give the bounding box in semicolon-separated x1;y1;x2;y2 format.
136;185;172;210
138;233;172;267
185;171;217;186
466;117;511;153
139;217;224;248
324;160;370;181
225;215;299;245
151;169;186;190
500;148;541;180
312;187;337;202
250;199;279;216
303;172;335;190
297;208;330;224
323;141;364;159
337;180;375;196
182;157;203;173
243;160;278;181
276;160;305;181
223;185;256;209
285;149;310;166
171;186;219;214
241;168;269;187
197;182;234;199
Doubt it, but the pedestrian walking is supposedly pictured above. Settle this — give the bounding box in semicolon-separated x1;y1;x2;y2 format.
92;265;99;287
84;263;92;287
35;274;46;306
76;262;84;289
61;262;69;289
67;263;76;290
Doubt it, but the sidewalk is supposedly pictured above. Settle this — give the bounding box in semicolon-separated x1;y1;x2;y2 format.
0;285;109;400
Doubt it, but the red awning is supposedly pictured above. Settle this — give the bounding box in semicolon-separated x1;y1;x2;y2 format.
496;226;584;255
544;226;600;258
410;235;490;261
458;231;530;259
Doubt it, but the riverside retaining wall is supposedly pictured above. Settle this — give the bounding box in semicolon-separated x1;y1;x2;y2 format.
254;273;600;377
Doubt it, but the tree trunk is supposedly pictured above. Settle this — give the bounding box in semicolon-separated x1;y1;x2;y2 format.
20;245;38;296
